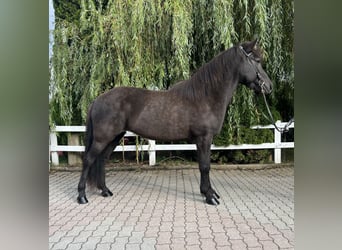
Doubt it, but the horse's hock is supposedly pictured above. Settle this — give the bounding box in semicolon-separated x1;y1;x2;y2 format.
67;133;82;165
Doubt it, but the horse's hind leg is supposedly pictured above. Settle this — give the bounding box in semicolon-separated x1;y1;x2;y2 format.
77;140;107;204
96;155;112;197
77;152;96;204
77;157;91;204
97;132;126;197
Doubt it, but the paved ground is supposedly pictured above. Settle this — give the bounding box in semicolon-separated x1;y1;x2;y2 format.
49;166;294;250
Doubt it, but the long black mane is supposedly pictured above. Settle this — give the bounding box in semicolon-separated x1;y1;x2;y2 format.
169;46;240;101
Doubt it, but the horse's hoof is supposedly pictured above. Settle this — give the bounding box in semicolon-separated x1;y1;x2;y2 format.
101;190;113;197
206;196;220;206
201;188;220;199
77;196;88;204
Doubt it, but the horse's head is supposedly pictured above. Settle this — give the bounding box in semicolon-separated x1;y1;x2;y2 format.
238;39;273;94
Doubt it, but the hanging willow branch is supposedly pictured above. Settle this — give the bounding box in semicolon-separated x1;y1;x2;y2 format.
212;0;236;50
50;0;294;146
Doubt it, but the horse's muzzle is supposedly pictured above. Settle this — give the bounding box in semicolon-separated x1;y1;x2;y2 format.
258;79;272;94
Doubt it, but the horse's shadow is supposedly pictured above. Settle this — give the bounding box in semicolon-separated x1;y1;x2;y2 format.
58;171;208;205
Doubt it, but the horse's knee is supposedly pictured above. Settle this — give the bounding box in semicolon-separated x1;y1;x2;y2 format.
199;163;210;174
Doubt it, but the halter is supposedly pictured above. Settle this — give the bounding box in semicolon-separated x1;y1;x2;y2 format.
239;45;267;93
239;45;294;133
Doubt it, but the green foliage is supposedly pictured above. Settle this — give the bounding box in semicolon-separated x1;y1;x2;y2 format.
50;0;294;164
53;0;81;24
211;149;272;164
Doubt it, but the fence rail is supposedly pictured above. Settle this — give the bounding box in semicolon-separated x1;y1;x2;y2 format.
49;121;294;166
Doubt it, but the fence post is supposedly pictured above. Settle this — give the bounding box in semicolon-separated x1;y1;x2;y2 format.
148;139;156;166
50;132;59;165
67;133;82;165
274;120;281;164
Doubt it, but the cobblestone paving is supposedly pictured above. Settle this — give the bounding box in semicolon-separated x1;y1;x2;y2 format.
49;167;294;250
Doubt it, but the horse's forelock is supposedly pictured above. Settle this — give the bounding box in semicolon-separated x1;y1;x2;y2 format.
252;45;264;61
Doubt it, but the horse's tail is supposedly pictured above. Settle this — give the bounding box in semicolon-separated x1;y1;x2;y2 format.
84;103;94;153
83;103;102;188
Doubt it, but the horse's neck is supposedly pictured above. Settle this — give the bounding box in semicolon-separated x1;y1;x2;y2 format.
209;71;239;109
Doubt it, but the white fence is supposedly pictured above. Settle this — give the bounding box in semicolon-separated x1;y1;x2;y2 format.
49;121;294;166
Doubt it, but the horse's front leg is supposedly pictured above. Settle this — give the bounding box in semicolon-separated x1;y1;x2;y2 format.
196;135;220;205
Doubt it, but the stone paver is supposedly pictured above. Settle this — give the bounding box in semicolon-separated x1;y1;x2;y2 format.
50;167;294;249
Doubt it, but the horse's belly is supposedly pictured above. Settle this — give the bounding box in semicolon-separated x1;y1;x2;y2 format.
128;110;190;141
130;120;190;141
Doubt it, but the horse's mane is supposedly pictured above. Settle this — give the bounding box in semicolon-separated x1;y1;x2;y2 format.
169;46;240;101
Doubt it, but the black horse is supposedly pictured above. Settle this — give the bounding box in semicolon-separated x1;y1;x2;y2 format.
77;39;273;205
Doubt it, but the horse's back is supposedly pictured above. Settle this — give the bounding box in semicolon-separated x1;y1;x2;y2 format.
90;86;219;141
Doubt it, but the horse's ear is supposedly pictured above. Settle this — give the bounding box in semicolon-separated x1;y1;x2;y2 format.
242;39;258;53
251;38;258;49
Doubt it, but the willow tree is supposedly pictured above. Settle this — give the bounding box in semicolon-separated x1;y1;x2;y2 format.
50;0;294;150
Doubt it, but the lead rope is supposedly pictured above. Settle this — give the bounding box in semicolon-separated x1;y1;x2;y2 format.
261;91;294;133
